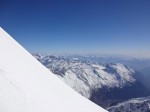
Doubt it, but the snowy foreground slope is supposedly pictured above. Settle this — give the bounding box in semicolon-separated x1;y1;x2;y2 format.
0;27;107;112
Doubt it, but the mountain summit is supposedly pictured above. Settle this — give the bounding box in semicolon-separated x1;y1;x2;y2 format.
0;27;107;112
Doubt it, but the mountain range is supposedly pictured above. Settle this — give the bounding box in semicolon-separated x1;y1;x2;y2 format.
33;54;150;108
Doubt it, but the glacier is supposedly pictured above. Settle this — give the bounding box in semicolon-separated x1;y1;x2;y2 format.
0;27;107;112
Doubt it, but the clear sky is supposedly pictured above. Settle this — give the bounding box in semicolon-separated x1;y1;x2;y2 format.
0;0;150;58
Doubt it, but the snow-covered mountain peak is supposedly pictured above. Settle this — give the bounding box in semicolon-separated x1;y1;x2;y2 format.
0;28;107;112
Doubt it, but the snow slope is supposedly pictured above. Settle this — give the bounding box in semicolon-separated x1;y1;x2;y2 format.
0;27;107;112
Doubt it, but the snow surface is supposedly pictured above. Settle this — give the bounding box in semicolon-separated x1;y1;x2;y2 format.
0;27;107;112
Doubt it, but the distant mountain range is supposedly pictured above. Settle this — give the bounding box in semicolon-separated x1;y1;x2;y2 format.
33;54;150;109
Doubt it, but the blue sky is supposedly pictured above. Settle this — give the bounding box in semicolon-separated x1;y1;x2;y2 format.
0;0;150;57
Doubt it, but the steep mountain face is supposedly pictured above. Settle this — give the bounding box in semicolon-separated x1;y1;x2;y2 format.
0;28;107;112
107;97;150;112
33;54;150;108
